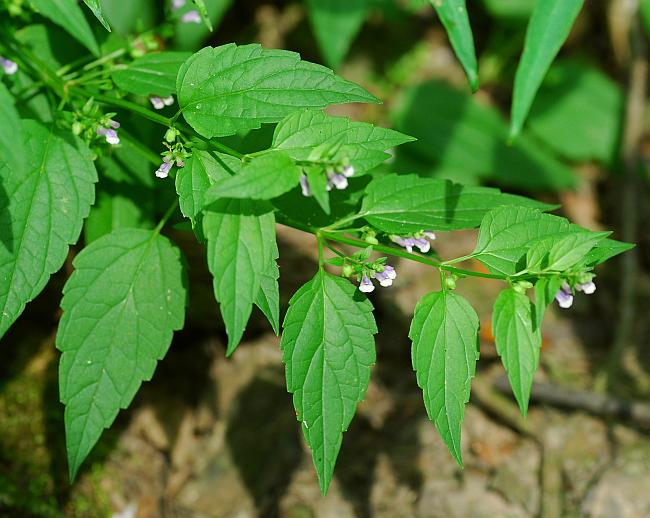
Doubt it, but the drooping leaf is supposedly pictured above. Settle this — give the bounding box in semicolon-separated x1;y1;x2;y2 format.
30;0;101;55
175;150;239;225
430;0;478;92
391;81;576;190
205;150;302;201
273;109;414;175
492;287;540;416
410;290;479;466
306;0;370;68
526;231;610;272
112;52;192;97
177;44;379;138
359;174;553;234
255;241;280;335
0;121;97;340
281;270;377;494
533;277;562;331
0;82;25;173
203;199;277;354
527;60;624;164
509;0;585;138
82;0;111;31
472;206;585;275
191;0;214;31
174;0;233;50
57;229;187;479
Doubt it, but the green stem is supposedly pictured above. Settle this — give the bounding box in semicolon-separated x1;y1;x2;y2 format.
154;200;180;234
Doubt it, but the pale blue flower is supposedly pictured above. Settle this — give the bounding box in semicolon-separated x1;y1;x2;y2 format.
555;283;574;309
359;274;375;293
577;281;596;295
182;10;202;23
171;0;186;10
299;174;311;197
155;159;173;179
0;57;17;75
97;127;120;145
375;265;397;287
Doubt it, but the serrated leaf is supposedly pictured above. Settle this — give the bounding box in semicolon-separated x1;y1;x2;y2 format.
175;150;240;225
30;0;101;55
281;270;377;494
0;121;97;339
112;52;191;97
584;238;635;266
430;0;478;92
359;174;553;234
177;44;379;138
492;288;540;416
0;82;24;173
509;0;585;138
306;0;370;68
205;150;302;201
527;60;624;164
273;109;414;175
255;241;280;335
472;206;584;275
409;290;479;466
391;81;576;191
82;0;111;31
526;231;610;272
57;229;187;479
203;199;277;354
533;277;562;331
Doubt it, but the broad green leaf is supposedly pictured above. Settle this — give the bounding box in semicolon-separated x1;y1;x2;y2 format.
175;0;233;50
281;270;377;494
409;290;479;466
0;83;24;172
82;0;111;31
492;288;540;416
430;0;478;92
306;0;370;68
273;109;414;175
57;229;187;479
533;277;562;331
255;242;280;335
177;44;379;138
84;146;156;244
584;238;635;266
392;81;576;190
112;52;191;97
526;231;610;272
205;151;302;201
0;121;97;339
359;174;553;234
175;150;239;225
527;61;624;164
30;0;101;55
203;200;277;354
509;0;585;138
472;206;582;275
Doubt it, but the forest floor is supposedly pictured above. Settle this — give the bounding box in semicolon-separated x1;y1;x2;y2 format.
1;224;650;518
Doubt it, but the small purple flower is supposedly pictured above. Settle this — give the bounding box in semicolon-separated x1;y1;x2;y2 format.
0;57;18;75
423;231;436;241
108;119;120;129
171;0;186;10
577;281;596;295
555;283;574;309
181;10;202;23
413;238;430;254
359;274;375;293
299;174;311;197
175;159;185;167
375;265;397;287
150;96;174;110
342;165;355;178
97;127;120;145
155;160;173;179
390;235;417;253
328;173;348;191
391;231;436;254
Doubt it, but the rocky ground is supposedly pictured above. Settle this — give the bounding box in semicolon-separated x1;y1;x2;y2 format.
1;225;650;518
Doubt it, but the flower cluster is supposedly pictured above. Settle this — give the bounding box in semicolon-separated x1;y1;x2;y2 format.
0;56;17;75
154;132;191;179
300;163;355;197
336;249;397;294
171;0;201;23
390;231;436;253
150;96;175;110
358;265;397;293
555;280;596;309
